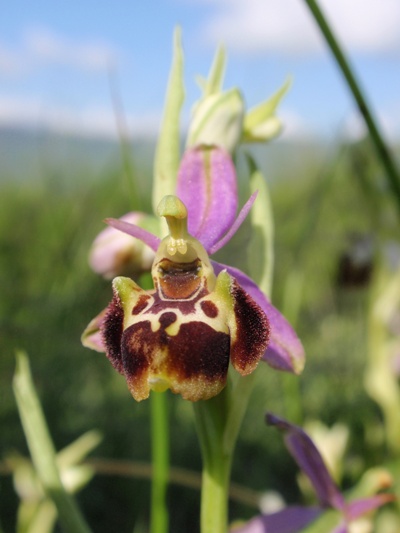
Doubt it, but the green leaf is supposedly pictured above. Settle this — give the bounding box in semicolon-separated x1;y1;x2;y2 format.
204;46;226;97
13;352;92;533
57;431;102;471
243;77;291;143
153;27;185;214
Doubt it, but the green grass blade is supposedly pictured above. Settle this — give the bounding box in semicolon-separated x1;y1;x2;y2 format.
303;0;400;216
13;352;92;533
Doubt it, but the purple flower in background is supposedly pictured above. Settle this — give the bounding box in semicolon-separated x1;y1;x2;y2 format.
233;414;394;533
82;145;305;400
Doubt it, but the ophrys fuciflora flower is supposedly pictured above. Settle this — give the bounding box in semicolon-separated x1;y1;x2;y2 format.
82;146;304;402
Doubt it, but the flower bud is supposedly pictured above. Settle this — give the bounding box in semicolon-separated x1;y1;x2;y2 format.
186;88;245;154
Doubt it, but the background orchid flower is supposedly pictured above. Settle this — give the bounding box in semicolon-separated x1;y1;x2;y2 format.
89;212;158;279
85;145;305;378
233;414;394;533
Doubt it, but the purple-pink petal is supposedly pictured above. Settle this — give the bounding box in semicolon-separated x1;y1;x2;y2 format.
266;414;346;511
176;145;238;251
345;495;395;521
213;263;305;374
81;307;107;353
262;304;304;374
330;524;348;533
105;218;161;252
232;506;322;533
208;191;258;255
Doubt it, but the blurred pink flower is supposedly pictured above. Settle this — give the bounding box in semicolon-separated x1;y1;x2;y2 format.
89;212;156;279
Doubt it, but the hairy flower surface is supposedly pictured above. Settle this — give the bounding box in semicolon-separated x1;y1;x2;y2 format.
82;146;305;401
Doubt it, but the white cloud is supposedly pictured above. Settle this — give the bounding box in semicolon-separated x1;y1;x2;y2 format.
0;45;23;75
0;28;118;79
25;28;117;71
201;0;400;56
279;109;318;141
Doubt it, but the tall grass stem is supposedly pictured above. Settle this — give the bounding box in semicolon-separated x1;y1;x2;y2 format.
303;0;400;214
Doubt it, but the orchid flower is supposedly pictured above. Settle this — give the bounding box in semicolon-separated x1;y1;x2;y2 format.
82;145;304;402
89;212;157;279
233;414;394;533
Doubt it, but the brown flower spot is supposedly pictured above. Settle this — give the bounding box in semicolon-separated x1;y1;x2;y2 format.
159;311;177;329
132;294;151;315
200;300;218;318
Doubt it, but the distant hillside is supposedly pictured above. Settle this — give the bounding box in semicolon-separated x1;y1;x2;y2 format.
0;125;352;187
0;126;155;184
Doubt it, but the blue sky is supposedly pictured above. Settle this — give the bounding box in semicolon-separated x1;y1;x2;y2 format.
1;0;400;141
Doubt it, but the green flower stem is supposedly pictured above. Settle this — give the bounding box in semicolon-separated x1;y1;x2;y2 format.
303;0;400;214
13;352;92;533
194;373;256;533
150;392;169;533
199;453;232;533
194;390;231;533
222;373;257;456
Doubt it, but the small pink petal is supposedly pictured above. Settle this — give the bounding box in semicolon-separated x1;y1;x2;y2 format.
345;495;395;521
209;191;258;255
81;308;107;352
105;218;161;252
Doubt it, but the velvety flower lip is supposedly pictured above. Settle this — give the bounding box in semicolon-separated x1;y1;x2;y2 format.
233;414;394;533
